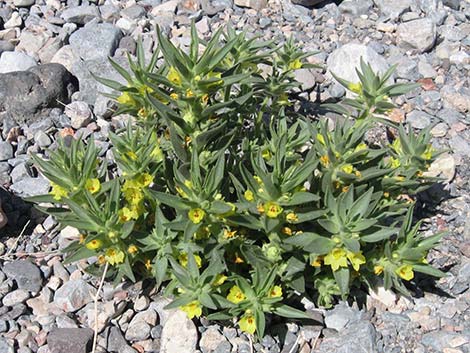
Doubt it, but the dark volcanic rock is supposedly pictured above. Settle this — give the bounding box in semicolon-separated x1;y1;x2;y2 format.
0;63;78;124
47;328;94;353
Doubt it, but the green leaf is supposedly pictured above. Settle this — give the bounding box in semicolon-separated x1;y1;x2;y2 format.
63;247;96;265
333;268;350;298
150;190;191;210
279;192;320;206
273;304;311;319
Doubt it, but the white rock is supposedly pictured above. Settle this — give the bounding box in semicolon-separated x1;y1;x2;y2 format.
59;226;81;240
2;289;30;306
4;12;22;29
397;18;437;53
51;45;81;72
0;51;37;73
54;279;94;312
160;310;197;353
151;0;179;15
65;101;93;129
424;153;456;183
450;51;470;65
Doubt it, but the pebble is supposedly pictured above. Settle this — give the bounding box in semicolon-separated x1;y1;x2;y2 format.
47;328;93;353
69;23;122;61
397;18;437;52
0;51;37;74
2;289;30;307
53;280;94;312
3;260;43;293
160;310;198;353
64;101;93;129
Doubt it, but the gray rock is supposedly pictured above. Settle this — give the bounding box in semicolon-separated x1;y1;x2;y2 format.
294;68;317;91
47;328;93;353
339;0;373;15
421;331;469;351
0;41;15;56
406;110;433;129
397;19;437;53
443;0;461;10
54;280;94;312
10;176;50;198
3;260;43;292
234;0;267;10
0;52;37;74
440;25;466;42
200;327;228;353
61;5;101;24
65;101;93;129
69;23;122;61
327;44;391;85
324;302;363;331
417;60;437;78
121;5;146;19
0;320;8;333
0;142;13;161
160;310;198;353
374;0;412;19
125;320;151;341
290;0;324;6
0;338;14;353
318;320;376;353
2;289;30;306
0;63;78;124
51;45;81;72
34;131;52;148
70;56;128;106
108;326;137;353
393;56;420;81
13;0;35;6
200;0;234;15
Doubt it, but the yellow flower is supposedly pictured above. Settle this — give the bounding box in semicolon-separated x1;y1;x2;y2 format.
244;190;254;201
145;259;152;270
355;142;367;151
125;151;138;161
238;312;256;334
167;67;182;86
288;58;302;70
257;203;265;214
262;148;272;160
105;248;125;265
281;227;293;236
85;239;102;250
286;212;298;223
223;228;237;239
127;245;138;254
79;234;86;244
136;173;153;187
107;231;118;239
341;164;354;174
151;145;163;161
234;254;244;263
389;157;401;169
188;208;205;224
178;253;202;268
254;176;263;184
422;145;433;160
348;82;362;94
392;139;402;153
50;182;68;201
170;92;178;100
311;255;323;267
346;251;366;271
180;300;202;319
212;274;228;286
324;248;348;271
374;265;384;275
97;255;106;265
264;201;283;218
320;155;330;167
342;186;350;193
118;207;138;223
227;286;246;304
116;92;135;105
354;170;362;178
186;89;195;98
123;187;144;205
201;94;209;104
269;285;282;298
396;265;414;281
85;178;101;194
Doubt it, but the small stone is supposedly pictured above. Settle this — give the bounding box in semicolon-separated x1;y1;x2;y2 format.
34;131;52;148
3;260;43;292
374;0;412;19
397;18;437;53
324;302;362;331
0;142;13;161
160;310;198;353
234;0;267;10
69;23;122;61
406;110;432;129
107;326;137;353
430;122;448;137
424;153;456;183
2;289;30;307
125;321;151;341
151;0;179;15
0;338;14;353
339;0;373;16
65;101;93;129
54;279;94;312
121;5;146;20
290;0;324;6
294;68;317;91
134;296;150;311
0;52;37;74
200;327;227;353
4;12;22;28
13;0;35;6
449;52;470;65
61;5;101;24
10;176;50;198
47;328;93;353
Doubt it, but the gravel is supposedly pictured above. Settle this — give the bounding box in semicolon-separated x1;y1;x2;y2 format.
0;0;470;351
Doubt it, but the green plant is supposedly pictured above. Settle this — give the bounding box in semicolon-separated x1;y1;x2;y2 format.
28;24;446;337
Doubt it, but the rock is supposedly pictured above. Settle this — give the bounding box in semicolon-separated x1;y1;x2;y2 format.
200;327;227;353
324;302;363;331
373;0;412;19
318;320;376;353
2;289;30;307
418;60;437;78
54;279;94;312
4;12;22;29
16;30;50;58
69;23;122;61
3;260;43;292
397;19;437;53
339;0;373;15
65;101;93;129
294;68;317;91
121;5;146;20
0;338;14;353
107;326;137;353
234;0;267;9
61;5;101;24
150;297;175;326
47;328;93;353
450;51;470;65
125;320;151;341
406;110;432;129
0;63;78;124
0;200;7;229
51;45;81;72
35;130;52;148
160;310;198;353
422;331;469;351
0;41;14;56
0;52;37;74
13;0;35;6
424;153;456;183
290;0;324;6
0;142;13;161
9;176;50;198
327;44;391;85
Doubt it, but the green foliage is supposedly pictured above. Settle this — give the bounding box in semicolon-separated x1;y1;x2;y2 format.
29;24;445;337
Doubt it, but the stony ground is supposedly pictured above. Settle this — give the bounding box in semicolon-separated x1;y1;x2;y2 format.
0;0;470;352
